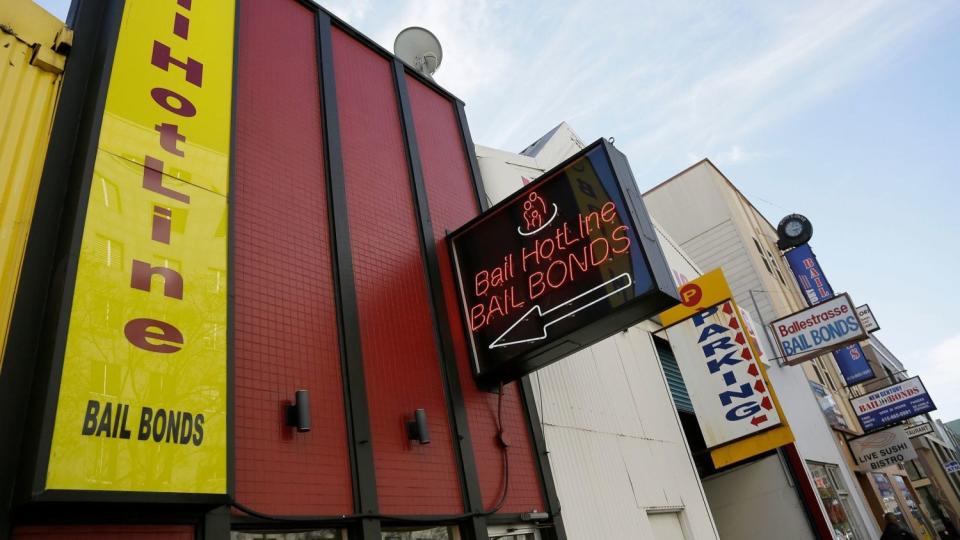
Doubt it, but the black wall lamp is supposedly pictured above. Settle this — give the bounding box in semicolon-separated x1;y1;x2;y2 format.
285;389;311;432
406;408;430;444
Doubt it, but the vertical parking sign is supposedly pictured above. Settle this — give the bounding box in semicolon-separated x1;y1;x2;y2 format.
661;269;789;457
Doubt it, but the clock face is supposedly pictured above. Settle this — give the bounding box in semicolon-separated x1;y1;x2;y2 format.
785;220;804;237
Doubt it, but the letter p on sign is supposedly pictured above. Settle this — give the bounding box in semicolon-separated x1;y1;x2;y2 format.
680;283;702;307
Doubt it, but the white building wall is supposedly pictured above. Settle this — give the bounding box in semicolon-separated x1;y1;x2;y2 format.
703;454;813;540
643;160;881;540
476;127;719;539
531;327;717;540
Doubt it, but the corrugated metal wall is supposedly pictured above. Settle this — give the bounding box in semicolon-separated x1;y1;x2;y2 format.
529;327;719;539
0;0;67;368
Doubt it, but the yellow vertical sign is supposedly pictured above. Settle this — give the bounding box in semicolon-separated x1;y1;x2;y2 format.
45;0;234;494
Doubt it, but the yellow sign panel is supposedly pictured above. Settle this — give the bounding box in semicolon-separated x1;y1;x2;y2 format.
661;269;794;468
660;268;732;327
45;0;233;494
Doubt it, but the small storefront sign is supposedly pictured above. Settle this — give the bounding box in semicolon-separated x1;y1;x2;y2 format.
856;304;880;333
849;426;917;471
850;377;936;432
810;380;847;430
904;422;933;439
946;461;960;474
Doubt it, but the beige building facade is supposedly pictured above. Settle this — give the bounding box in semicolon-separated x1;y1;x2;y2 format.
643;159;883;539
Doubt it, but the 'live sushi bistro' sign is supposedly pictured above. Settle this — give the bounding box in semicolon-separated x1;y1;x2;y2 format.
849;426;917;471
449;140;679;388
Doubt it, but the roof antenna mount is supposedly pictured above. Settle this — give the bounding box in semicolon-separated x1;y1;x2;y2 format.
394;27;443;79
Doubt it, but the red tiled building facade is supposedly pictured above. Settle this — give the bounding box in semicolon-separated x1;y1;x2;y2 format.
0;1;561;539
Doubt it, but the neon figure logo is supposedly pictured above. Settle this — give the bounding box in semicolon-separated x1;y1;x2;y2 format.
518;191;558;237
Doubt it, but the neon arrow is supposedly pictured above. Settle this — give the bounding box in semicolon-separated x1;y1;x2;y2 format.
489;273;633;349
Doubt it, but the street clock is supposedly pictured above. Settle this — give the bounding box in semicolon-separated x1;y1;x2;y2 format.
776;214;813;250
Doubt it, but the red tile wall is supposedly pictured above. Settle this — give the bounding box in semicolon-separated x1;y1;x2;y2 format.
331;29;463;514
233;0;352;514
405;75;547;514
13;526;193;539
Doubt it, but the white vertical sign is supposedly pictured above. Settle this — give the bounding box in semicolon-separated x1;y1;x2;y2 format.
665;300;781;448
856;304;880;333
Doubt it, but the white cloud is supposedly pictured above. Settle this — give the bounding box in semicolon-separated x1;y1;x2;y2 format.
716;144;769;164
613;0;949;177
365;0;954;179
364;0;521;103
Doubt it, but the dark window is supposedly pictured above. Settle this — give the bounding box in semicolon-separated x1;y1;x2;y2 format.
655;336;694;414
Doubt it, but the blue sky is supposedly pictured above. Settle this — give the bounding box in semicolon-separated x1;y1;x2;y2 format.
38;1;959;420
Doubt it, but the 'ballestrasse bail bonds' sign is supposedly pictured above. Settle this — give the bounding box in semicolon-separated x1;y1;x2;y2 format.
449;140;679;387
783;244;874;385
769;293;867;365
850;376;936;432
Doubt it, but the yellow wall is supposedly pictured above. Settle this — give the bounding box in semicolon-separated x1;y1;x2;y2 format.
0;0;68;368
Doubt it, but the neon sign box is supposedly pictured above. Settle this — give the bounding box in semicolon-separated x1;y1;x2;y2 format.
449;140;679;387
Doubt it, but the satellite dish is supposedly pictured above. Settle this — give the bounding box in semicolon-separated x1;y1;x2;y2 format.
394;27;443;78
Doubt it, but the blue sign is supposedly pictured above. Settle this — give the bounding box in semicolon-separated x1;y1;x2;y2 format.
834;344;874;385
850;376;936;431
946;461;960;474
784;244;875;385
785;243;834;303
